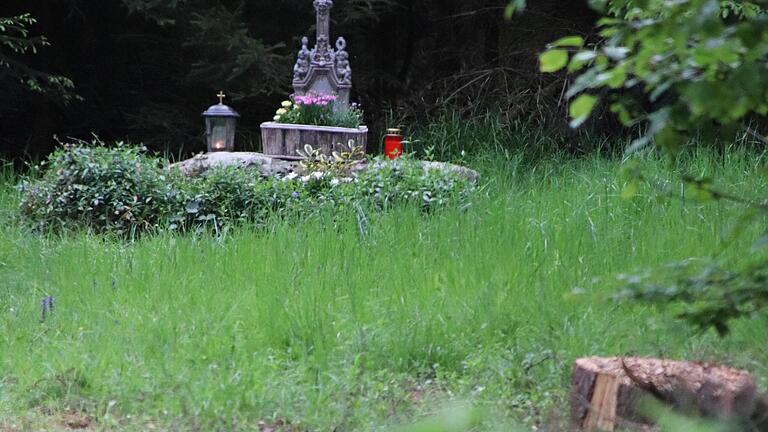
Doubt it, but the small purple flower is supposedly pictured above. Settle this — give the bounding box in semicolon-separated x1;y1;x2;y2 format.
40;296;55;322
291;191;300;199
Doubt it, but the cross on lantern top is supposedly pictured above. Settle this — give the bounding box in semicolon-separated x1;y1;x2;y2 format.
217;91;226;104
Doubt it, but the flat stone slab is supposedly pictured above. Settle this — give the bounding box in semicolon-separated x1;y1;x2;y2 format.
168;152;296;177
168;152;479;182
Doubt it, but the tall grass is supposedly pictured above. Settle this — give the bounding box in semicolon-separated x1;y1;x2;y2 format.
1;143;767;430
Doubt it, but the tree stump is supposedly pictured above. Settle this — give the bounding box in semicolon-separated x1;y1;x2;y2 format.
570;357;758;431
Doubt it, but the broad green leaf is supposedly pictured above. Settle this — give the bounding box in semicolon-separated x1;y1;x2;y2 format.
539;49;569;73
550;36;584;48
606;64;627;88
569;94;598;128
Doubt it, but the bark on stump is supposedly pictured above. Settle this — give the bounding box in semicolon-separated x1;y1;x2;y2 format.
570;357;757;431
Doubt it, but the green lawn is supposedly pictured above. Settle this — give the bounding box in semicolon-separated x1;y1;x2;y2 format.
1;149;767;431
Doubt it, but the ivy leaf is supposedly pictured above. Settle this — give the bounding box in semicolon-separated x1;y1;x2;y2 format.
539;49;569;73
569;94;598;128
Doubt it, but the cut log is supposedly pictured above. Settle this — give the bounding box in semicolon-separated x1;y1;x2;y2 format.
570;357;757;431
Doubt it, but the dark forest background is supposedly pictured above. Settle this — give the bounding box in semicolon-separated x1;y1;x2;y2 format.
0;0;600;160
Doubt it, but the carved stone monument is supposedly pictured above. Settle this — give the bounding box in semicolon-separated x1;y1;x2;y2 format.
292;0;352;110
262;0;365;158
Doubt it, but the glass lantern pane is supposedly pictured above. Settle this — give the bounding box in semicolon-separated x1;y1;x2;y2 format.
211;123;227;151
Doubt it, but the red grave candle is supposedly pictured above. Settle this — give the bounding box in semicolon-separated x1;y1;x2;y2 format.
384;128;403;160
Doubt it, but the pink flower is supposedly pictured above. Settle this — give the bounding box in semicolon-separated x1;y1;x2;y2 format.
290;92;337;107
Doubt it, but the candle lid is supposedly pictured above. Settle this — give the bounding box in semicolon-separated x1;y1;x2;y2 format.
202;91;240;118
386;128;401;134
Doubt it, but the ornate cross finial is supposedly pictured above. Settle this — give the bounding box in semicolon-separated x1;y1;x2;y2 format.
217;91;226;104
313;0;333;46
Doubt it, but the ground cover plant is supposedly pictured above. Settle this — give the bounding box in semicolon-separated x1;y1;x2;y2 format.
17;139;472;236
2;127;768;430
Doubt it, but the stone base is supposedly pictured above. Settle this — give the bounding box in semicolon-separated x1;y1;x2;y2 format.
168;152;479;183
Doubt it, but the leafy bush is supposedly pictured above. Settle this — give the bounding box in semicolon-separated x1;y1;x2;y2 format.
536;0;768;148
19;142;170;234
19;140;474;235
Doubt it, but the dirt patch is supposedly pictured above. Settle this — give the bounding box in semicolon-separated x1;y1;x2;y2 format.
59;411;93;430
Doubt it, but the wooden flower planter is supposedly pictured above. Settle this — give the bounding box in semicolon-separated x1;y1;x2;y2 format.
260;122;368;158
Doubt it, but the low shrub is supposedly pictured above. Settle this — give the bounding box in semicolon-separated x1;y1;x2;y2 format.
19;142;170;235
19;139;474;235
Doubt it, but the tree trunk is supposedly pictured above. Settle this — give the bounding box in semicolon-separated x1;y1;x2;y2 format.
570;357;758;431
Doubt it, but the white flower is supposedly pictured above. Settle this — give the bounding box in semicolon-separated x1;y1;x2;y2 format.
273;115;281;121
311;171;324;180
330;178;340;186
281;100;292;108
282;172;299;182
300;175;311;183
276;108;288;115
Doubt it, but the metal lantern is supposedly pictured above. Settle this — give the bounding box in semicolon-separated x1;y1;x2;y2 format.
202;91;240;152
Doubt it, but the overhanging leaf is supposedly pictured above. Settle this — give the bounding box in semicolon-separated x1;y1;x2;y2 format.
539;49;569;73
569;94;598;128
550;35;584;48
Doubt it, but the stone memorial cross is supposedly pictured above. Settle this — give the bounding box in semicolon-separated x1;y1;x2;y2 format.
292;0;352;110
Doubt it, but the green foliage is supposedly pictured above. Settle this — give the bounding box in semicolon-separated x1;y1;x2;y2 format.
538;49;569;73
0;14;79;103
526;0;768;334
618;256;768;336
569;94;598;128
18;139;474;235
18;141;169;235
538;0;768;149
297;142;366;174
